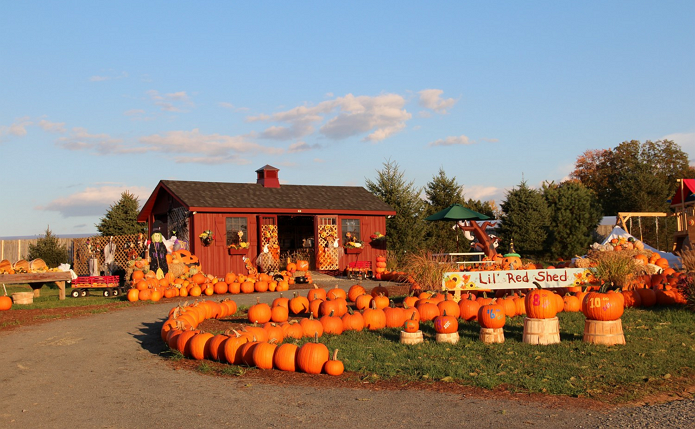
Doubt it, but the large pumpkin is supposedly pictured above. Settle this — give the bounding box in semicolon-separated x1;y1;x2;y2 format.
525;286;557;319
478;300;506;329
581;292;624;321
296;334;329;374
433;310;458;334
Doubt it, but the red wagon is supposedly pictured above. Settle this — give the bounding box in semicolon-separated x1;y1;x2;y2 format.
70;275;122;298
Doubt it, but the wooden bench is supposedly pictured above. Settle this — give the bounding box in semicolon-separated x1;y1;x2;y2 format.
346;261;372;280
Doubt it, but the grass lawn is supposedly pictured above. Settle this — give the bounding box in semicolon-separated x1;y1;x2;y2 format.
193;305;695;403
2;283;130;309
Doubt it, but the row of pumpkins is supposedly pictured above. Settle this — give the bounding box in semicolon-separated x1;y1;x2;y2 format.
127;268;312;302
160;274;688;375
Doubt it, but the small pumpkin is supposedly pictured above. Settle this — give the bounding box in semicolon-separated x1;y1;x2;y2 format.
403;309;419;332
324;349;344;376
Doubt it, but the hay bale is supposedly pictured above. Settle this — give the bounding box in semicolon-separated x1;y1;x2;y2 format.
168;262;188;279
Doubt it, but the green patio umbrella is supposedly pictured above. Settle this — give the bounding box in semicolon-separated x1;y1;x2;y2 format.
425;204;490;222
425;204;490;252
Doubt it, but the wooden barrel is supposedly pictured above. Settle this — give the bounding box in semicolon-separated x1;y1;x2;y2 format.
435;332;459;344
400;330;424;345
479;327;504;344
583;319;625;346
523;317;561;345
12;292;34;305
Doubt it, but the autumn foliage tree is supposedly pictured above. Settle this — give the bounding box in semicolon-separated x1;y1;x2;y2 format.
570;140;694;215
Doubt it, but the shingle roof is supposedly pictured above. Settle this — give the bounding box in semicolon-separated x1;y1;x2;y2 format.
160;180;395;213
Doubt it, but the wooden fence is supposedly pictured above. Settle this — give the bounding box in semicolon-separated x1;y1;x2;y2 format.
1;235;145;276
0;238;76;264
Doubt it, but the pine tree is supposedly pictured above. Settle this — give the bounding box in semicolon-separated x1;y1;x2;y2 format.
96;191;146;236
543;181;603;259
27;227;69;267
424;168;466;253
499;180;550;258
366;159;427;266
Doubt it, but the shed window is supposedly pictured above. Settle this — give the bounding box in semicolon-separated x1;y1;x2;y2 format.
226;217;248;247
341;219;361;244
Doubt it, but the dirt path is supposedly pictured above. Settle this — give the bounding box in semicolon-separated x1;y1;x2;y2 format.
0;279;690;428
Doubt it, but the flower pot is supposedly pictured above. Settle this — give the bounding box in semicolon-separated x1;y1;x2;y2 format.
228;248;247;255
345;248;363;254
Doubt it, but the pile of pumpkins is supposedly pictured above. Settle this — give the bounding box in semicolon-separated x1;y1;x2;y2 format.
127;256;311;303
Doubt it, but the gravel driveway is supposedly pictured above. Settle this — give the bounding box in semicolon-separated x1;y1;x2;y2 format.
1;275;692;428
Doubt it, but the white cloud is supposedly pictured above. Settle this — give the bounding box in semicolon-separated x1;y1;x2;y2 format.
139;128;282;162
247;92;412;143
463;185;503;201
260;123;315;140
146;90;194;112
37;184;151;217
662;132;695;158
418;89;457;114
429;135;473;146
0;117;32;140
288;141;321;153
38;119;66;133
57;127;140;155
219;102;249;112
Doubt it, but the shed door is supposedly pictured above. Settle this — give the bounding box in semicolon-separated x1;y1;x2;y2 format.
316;216;339;271
258;215;280;272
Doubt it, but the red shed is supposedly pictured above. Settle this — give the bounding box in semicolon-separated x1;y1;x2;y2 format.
137;165;396;277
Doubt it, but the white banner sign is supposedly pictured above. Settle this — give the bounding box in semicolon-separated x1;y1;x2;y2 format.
442;268;595;291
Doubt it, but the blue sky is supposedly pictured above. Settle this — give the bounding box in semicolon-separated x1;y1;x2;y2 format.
1;1;693;237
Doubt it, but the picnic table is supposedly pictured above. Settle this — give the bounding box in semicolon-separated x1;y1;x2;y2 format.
0;272;73;300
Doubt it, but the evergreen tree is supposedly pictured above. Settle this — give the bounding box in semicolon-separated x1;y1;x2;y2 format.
463;198;499;219
498;180;550;258
424;168;466;253
96;191;146;236
27;227;69;267
366;159;427;265
543;181;603;259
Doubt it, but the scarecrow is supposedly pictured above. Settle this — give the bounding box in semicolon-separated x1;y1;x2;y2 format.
148;221;169;279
